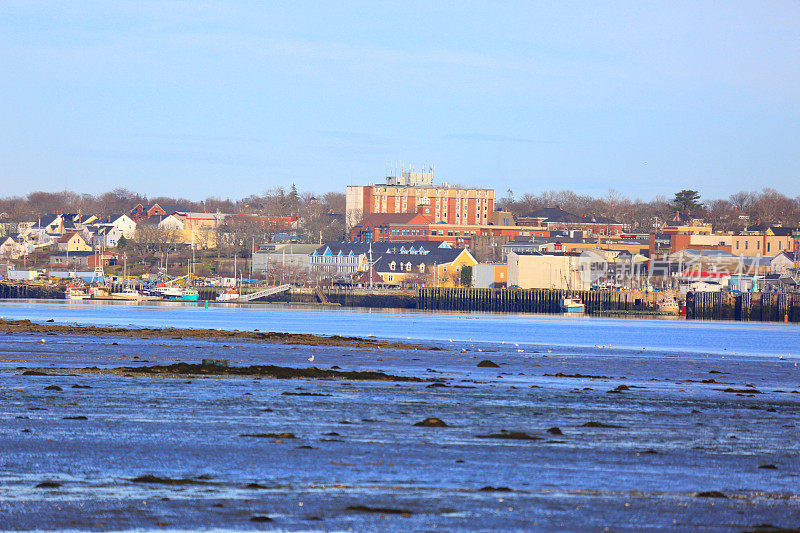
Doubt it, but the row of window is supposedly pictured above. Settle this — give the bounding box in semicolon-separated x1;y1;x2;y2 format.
388;261;425;273
734;240;789;252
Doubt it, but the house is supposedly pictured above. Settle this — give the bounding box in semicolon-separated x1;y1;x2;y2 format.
771;252;799;275
88;224;125;248
56;232;92;252
0;234;25;259
29;213;65;236
364;245;476;287
158;214;186;231
129;203;188;222
49;251;117;268
95;214;136;239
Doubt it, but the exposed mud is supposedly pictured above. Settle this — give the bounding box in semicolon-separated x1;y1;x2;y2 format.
0;318;434;350
18;362;427;382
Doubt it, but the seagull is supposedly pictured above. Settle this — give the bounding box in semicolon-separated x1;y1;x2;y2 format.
308;354;315;362
40;339;46;343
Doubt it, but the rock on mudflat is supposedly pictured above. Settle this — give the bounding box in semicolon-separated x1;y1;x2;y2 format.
477;360;500;368
476;430;540;440
695;491;727;498
414;417;448;427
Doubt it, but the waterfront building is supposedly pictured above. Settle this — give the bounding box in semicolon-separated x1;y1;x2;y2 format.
506;251;594;290
311;240;476;287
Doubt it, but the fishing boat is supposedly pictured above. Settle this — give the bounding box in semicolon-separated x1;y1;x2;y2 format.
562;297;585;314
216;288;241;301
111;287;144;300
65;285;89;300
181;288;200;301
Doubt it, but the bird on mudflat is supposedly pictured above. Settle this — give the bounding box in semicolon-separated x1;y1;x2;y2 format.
308;354;315;362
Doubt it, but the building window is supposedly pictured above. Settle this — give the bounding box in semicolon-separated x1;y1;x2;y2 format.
389;261;396;270
419;264;425;273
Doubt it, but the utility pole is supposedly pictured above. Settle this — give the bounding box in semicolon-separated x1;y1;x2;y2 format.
369;241;374;289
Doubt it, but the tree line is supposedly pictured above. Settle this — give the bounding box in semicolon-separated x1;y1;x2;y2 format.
499;188;800;231
1;186;798;235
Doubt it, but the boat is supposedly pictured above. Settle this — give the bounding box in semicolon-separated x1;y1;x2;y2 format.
181;288;200;301
656;296;680;314
65;285;89;300
111;287;145;300
151;285;200;301
562;297;585;314
216;288;241;302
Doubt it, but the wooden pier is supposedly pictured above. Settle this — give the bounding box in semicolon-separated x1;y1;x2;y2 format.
687;291;800;322
417;287;641;314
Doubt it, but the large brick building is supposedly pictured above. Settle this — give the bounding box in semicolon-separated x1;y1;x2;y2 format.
346;168;494;228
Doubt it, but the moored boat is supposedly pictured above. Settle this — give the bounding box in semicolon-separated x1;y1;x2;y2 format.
111;287;145;300
216;288;241;301
562;297;585;314
65;285;89;300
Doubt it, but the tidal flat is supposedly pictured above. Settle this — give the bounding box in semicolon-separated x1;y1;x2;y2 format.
0;316;799;530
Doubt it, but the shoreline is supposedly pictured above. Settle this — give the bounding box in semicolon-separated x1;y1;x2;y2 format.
0;318;435;350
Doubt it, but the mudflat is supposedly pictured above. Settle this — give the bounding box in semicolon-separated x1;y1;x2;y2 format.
1;325;798;530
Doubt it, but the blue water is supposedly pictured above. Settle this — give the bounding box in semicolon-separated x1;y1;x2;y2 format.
1;299;798;357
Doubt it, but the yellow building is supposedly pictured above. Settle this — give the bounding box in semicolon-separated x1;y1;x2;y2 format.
56;232;92;252
366;247;477;287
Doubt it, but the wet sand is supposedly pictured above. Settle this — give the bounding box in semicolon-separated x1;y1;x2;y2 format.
1;327;799;530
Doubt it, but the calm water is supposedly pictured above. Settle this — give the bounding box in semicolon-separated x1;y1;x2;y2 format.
0;299;798;356
0;300;799;530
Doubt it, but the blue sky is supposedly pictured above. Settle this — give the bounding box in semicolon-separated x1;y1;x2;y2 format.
1;1;797;200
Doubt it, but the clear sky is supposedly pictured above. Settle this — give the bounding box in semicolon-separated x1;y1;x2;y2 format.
1;1;798;201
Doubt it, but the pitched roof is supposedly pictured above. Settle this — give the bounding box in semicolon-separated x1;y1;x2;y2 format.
36;214;61;228
767;226;799;236
371;248;468;271
314;240;455;257
146;204;188;215
56;232;84;243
